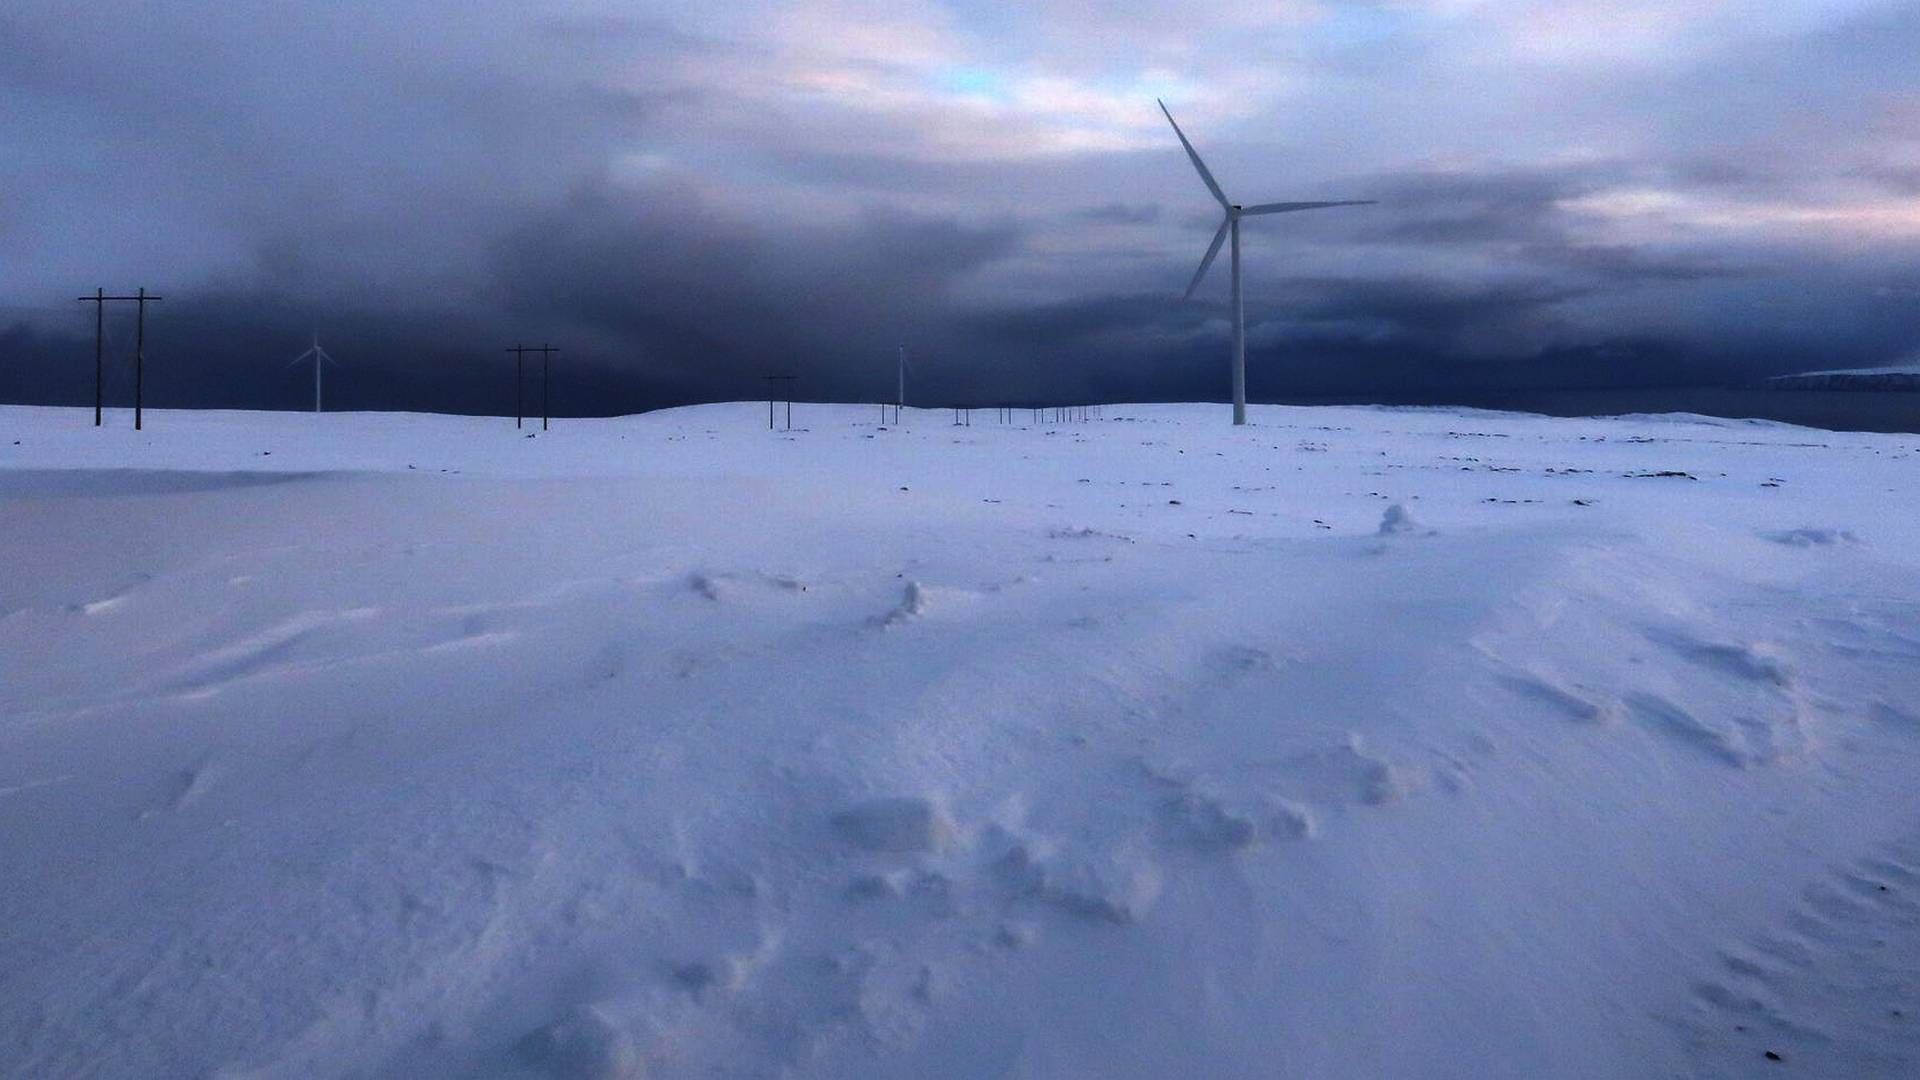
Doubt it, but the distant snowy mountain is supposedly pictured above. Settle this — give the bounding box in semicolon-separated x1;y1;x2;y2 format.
1769;362;1920;390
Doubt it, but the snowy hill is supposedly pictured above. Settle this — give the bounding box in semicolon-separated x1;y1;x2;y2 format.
3;402;1918;1078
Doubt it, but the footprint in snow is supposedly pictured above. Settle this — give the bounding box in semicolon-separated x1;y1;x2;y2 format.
690;572;725;601
1491;666;1615;725
138;756;222;820
1871;701;1920;728
1680;831;1920;1076
991;834;1164;924
1646;627;1794;688
1210;643;1282;676
833;795;955;854
1626;692;1753;767
1157;788;1316;852
1760;527;1861;548
1248;734;1420;808
514;1003;644;1080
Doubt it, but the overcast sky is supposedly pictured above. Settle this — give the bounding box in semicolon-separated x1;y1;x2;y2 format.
3;1;1919;413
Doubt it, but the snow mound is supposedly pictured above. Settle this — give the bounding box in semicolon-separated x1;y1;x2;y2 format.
874;580;931;626
514;1004;644;1079
1377;503;1422;535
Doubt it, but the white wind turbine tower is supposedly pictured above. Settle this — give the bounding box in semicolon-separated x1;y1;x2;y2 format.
886;343;908;424
1158;99;1373;425
286;331;338;413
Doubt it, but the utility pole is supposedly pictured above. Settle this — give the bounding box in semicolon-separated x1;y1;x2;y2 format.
83;288;103;426
763;374;797;431
133;288;153;430
503;344;556;430
505;345;528;428
78;288;162;429
524;344;558;431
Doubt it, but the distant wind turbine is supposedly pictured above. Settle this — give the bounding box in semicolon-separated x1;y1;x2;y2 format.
286;331;338;413
881;343;911;424
1158;99;1373;425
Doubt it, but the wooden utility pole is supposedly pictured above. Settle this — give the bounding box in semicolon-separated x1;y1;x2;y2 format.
763;374;797;431
505;345;527;428
532;345;558;431
83;288;103;426
506;344;561;430
77;287;162;428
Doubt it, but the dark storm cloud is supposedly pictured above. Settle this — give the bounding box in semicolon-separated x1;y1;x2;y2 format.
2;2;1918;415
1850;165;1920;197
1344;167;1598;247
1532;245;1751;284
1;179;1028;415
1072;203;1163;225
481;181;1023;400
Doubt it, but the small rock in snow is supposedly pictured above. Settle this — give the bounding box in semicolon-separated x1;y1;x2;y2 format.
1377;504;1419;535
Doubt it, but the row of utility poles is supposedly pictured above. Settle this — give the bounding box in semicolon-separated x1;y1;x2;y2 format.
70;290;565;432
68;304;1097;435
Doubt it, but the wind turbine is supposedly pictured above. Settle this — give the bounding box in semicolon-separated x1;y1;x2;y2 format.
286;331;338;413
882;343;910;424
1158;99;1373;425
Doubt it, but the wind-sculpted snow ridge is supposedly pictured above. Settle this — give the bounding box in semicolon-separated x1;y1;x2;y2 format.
1;401;1917;1078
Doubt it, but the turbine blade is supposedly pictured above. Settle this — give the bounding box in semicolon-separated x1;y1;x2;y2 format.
1157;99;1230;210
285;348;316;370
1237;199;1376;216
1183;216;1231;301
317;348;338;367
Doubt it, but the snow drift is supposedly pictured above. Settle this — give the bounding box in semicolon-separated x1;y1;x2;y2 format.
2;402;1918;1078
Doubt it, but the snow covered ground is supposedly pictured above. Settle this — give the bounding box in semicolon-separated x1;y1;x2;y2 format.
3;401;1918;1079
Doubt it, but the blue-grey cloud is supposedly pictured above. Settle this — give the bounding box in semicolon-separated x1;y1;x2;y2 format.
2;1;1917;414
